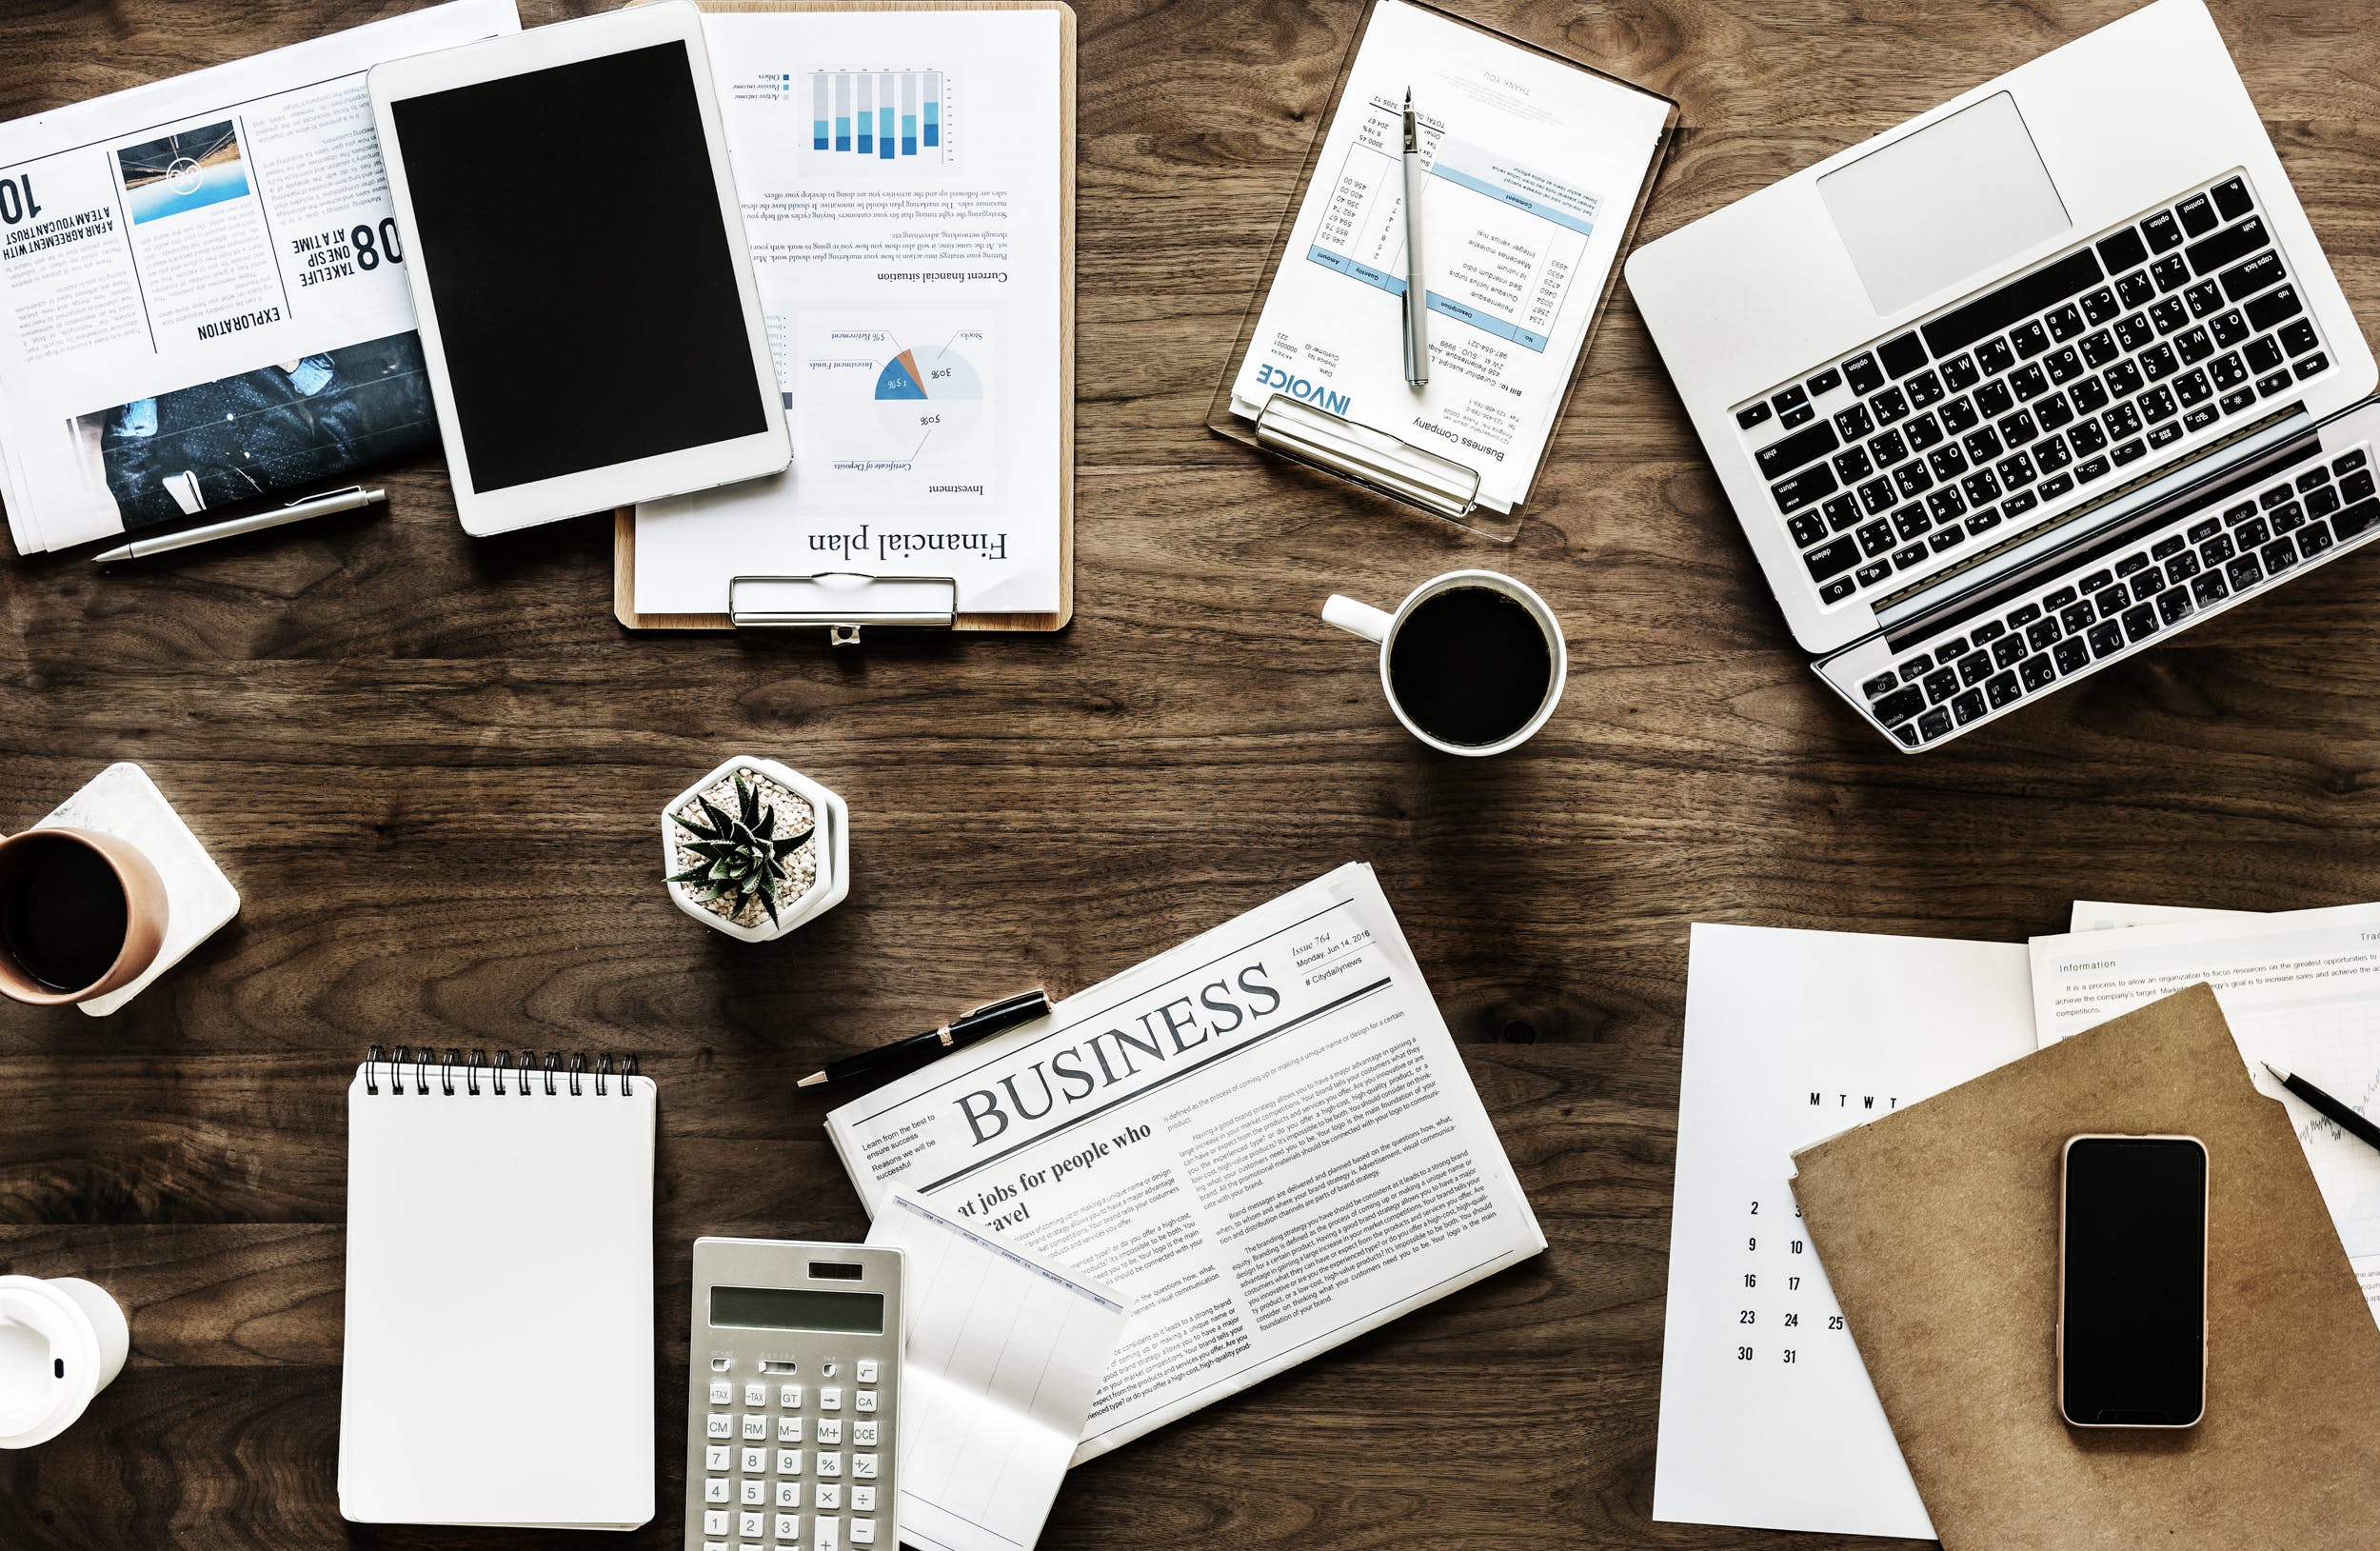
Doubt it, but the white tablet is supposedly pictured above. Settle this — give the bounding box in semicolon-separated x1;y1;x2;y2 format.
368;2;788;536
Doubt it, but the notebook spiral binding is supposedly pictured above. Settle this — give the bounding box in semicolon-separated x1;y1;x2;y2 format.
363;1046;639;1098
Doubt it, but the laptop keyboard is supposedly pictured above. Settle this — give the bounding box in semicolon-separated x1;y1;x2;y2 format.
1735;173;2332;609
1849;441;2375;747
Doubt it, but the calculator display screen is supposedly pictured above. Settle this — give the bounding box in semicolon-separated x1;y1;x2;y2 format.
711;1285;884;1334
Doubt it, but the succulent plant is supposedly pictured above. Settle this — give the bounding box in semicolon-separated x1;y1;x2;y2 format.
667;771;815;926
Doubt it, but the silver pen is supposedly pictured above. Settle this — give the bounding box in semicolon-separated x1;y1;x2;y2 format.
92;485;387;564
1401;88;1429;387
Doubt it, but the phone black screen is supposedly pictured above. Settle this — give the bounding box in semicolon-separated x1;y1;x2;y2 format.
388;41;768;493
2060;1136;2206;1425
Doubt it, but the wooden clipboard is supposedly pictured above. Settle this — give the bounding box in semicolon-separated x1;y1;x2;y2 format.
614;0;1075;632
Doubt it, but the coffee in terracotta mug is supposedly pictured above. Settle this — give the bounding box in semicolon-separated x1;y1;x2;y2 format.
0;828;169;1006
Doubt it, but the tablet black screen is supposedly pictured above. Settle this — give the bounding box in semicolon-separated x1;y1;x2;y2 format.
390;40;768;493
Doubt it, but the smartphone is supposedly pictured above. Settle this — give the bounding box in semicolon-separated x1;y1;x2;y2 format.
2057;1134;2208;1428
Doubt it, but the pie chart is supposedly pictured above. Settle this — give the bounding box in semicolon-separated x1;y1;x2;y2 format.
873;343;982;457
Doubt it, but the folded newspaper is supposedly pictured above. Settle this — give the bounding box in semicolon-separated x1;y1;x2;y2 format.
826;862;1546;1463
0;0;518;556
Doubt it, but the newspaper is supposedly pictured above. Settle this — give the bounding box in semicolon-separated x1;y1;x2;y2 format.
0;0;518;556
826;863;1545;1463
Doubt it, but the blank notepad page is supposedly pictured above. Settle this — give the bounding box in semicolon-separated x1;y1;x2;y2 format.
339;1062;657;1528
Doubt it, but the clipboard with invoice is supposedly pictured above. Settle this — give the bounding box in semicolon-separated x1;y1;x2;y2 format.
617;0;1073;633
1208;0;1674;539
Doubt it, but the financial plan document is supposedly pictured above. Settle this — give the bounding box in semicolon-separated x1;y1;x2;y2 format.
636;8;1064;616
1225;0;1669;512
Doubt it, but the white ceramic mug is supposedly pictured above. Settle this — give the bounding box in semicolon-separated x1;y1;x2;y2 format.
0;1275;129;1449
1321;569;1567;756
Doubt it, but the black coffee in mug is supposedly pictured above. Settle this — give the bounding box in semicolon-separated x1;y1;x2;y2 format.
1;834;129;992
1386;586;1556;747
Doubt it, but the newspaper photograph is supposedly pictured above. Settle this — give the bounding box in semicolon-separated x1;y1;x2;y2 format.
0;0;517;555
827;863;1545;1463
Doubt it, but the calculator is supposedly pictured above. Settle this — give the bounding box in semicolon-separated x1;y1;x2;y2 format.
686;1239;902;1551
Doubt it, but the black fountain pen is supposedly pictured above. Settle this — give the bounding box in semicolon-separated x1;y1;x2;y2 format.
798;988;1053;1087
2263;1062;2380;1157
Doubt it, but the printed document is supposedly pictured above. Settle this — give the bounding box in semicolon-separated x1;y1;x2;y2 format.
866;1190;1128;1551
0;0;519;555
826;863;1544;1463
1654;924;2038;1541
2034;903;2380;1322
1224;0;1669;511
635;8;1065;616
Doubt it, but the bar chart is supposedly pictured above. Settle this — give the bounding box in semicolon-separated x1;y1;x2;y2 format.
810;69;946;162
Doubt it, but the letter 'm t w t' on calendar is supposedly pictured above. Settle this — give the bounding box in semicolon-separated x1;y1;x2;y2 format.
825;863;1545;1462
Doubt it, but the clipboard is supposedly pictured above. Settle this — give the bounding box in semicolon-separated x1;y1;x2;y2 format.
1205;0;1675;542
614;0;1075;637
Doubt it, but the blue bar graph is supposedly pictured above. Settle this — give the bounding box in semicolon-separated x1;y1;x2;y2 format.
808;69;946;162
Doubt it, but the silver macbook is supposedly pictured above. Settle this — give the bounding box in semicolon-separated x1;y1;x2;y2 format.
1626;0;2378;749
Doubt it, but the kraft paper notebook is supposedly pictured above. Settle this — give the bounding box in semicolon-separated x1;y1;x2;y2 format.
1790;984;2380;1551
339;1048;657;1529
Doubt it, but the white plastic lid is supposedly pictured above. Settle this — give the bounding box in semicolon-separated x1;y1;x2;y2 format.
0;1277;101;1448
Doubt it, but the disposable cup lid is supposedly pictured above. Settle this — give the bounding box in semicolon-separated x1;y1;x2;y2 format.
0;1277;101;1448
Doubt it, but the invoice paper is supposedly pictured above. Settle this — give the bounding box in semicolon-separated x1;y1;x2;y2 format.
866;1190;1128;1551
0;0;519;555
826;863;1545;1464
1225;0;1670;512
1653;924;2038;1541
636;8;1064;616
2033;904;2380;1322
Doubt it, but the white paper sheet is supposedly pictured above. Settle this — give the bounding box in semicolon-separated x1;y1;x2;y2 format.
1653;924;2038;1541
2034;904;2380;1322
635;9;1064;616
826;863;1545;1465
1224;0;1669;512
866;1191;1127;1551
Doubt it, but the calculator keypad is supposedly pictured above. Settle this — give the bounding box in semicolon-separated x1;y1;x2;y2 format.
695;1358;884;1548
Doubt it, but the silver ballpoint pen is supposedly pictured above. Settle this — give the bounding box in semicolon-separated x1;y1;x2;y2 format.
1401;88;1429;387
92;485;387;563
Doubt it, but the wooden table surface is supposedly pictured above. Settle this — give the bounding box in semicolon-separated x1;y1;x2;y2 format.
5;0;2377;1545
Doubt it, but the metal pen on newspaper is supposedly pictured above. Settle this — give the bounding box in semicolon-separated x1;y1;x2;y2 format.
91;485;387;564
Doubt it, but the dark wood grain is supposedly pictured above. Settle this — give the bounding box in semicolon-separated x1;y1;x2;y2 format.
4;0;2378;1545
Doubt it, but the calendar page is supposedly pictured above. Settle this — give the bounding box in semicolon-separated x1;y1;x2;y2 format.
1653;924;2036;1541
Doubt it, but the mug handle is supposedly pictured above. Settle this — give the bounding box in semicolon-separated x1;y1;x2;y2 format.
1322;595;1395;644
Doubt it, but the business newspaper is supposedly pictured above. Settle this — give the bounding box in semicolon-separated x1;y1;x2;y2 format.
0;0;518;556
826;863;1545;1463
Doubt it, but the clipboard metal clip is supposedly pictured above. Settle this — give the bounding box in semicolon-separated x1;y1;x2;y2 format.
1252;393;1483;523
728;572;960;645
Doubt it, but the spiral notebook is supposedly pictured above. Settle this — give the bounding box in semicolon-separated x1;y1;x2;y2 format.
338;1048;657;1530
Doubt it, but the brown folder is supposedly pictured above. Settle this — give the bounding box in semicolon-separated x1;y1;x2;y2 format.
1790;983;2380;1550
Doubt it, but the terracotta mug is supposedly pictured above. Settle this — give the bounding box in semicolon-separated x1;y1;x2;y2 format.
0;828;169;1006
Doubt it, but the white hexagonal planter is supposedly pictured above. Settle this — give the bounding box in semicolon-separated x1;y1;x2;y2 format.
662;756;848;943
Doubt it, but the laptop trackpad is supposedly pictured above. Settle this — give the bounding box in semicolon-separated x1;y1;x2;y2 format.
1818;92;2070;316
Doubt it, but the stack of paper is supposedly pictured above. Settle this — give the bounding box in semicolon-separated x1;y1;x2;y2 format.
1656;900;2380;1541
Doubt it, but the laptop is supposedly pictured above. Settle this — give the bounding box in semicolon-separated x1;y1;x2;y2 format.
1625;0;2378;749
